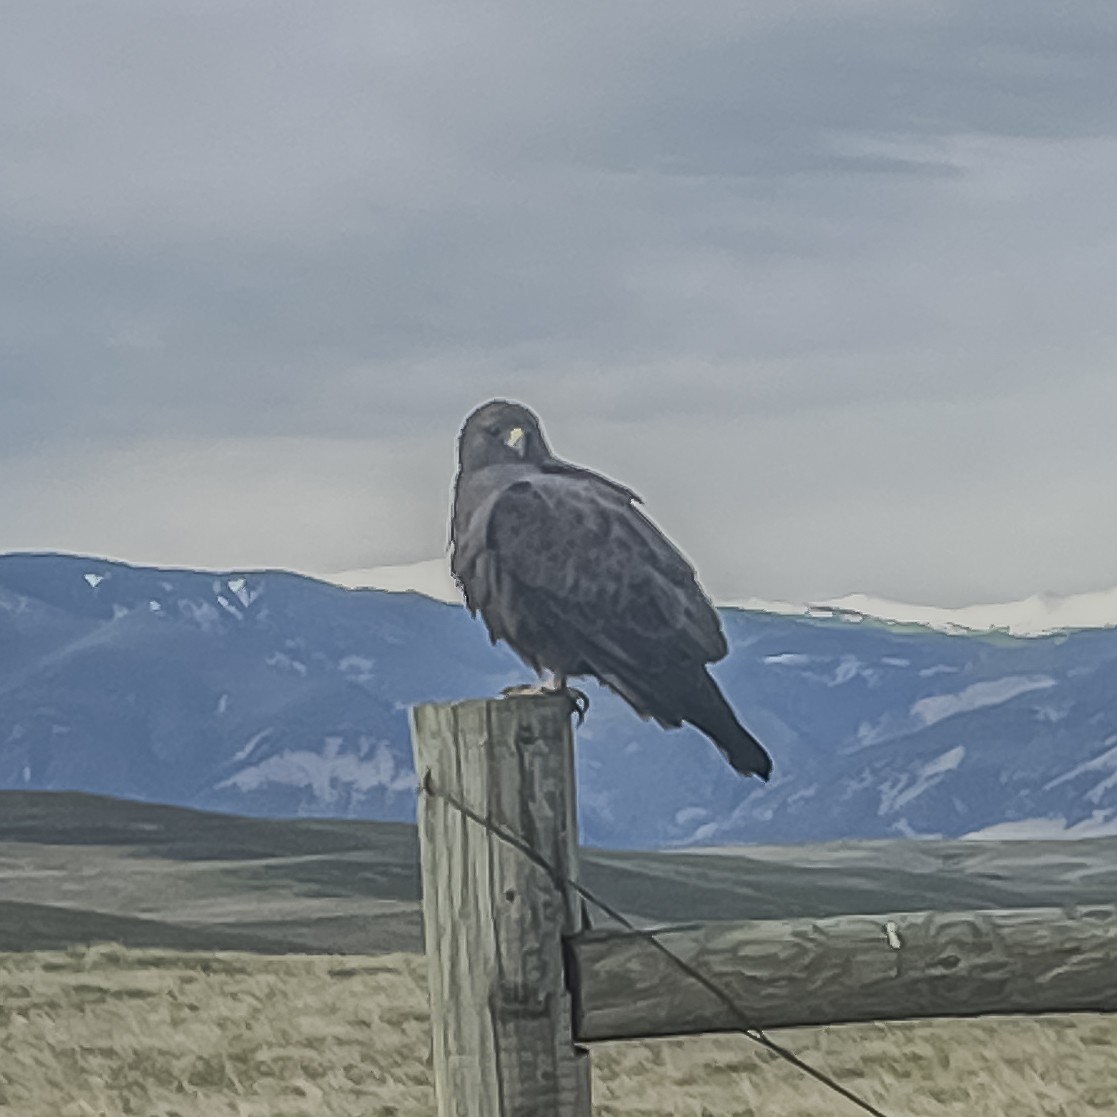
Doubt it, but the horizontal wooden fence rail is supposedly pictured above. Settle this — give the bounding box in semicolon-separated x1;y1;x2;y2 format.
572;903;1117;1042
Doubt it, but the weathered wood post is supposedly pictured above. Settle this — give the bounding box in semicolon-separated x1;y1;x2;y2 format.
411;695;591;1117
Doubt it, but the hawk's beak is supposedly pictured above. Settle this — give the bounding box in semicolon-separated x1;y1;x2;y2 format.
505;427;526;455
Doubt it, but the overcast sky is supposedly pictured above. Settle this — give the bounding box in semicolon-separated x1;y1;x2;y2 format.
3;1;1117;607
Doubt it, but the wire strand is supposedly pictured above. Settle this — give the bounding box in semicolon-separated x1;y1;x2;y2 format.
421;776;893;1117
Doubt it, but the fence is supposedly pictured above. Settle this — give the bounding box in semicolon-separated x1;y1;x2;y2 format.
410;695;1117;1117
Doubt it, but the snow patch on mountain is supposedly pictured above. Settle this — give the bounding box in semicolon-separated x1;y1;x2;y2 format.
233;728;272;762
912;676;1056;728
225;576;260;609
339;655;376;684
762;652;877;687
215;594;242;620
763;652;813;666
265;651;308;677
879;746;966;816
674;806;710;827
1044;738;1117;805
219;738;414;805
849;676;1056;750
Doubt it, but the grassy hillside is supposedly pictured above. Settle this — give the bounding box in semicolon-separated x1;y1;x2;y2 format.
4;791;1117;1115
1;945;1113;1116
0;791;421;954
5;790;1117;954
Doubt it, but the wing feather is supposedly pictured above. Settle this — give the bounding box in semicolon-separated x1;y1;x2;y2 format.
484;473;727;671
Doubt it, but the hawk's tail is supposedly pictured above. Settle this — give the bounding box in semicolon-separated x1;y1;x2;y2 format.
686;668;773;781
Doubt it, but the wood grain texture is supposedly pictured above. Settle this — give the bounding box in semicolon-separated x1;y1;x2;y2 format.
411;696;590;1117
573;904;1117;1042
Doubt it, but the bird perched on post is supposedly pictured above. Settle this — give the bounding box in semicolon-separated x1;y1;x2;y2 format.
449;399;772;780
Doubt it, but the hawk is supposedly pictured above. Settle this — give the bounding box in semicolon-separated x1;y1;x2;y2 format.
450;399;771;779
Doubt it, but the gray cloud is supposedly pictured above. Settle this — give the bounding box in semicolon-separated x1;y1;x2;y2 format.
3;1;1117;604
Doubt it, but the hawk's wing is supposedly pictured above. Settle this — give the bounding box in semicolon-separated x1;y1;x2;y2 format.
478;469;727;675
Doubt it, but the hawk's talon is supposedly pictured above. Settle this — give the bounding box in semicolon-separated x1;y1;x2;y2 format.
565;687;590;725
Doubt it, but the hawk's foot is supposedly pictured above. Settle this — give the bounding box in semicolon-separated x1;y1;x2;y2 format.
562;686;590;726
499;682;590;725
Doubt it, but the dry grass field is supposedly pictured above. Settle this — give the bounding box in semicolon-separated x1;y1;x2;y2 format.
2;944;1114;1117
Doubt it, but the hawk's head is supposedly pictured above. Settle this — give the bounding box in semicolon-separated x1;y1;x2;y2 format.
457;399;552;471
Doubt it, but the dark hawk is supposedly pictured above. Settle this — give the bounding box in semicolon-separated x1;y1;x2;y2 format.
449;398;772;780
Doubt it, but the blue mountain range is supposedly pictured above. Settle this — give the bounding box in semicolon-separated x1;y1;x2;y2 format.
2;552;1116;848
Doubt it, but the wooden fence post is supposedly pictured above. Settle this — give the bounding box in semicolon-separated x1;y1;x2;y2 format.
411;695;591;1117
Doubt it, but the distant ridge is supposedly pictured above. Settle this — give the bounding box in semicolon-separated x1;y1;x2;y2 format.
318;558;459;602
727;584;1117;638
31;549;1117;637
4;551;1117;847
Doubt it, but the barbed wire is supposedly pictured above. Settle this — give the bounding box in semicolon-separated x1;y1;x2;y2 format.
421;774;894;1117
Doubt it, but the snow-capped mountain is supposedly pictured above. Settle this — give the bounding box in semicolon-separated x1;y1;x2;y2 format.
3;552;1117;848
332;556;1117;637
729;585;1117;638
318;559;460;603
